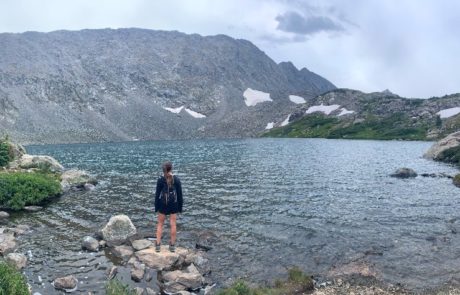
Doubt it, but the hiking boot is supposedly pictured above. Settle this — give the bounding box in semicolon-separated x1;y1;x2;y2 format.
155;242;161;252
169;243;176;253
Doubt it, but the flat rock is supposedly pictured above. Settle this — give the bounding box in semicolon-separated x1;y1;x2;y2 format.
0;232;16;255
101;215;137;243
135;246;188;270
82;236;99;252
24;206;43;212
53;275;78;291
162;264;205;293
132;239;152;251
111;245;134;260
5;253;27;269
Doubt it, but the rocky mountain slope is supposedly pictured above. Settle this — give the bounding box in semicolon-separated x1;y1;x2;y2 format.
264;88;460;140
0;28;335;144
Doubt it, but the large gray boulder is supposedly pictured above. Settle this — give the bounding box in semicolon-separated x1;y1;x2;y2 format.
101;215;137;244
17;154;64;172
424;131;460;160
5;253;27;270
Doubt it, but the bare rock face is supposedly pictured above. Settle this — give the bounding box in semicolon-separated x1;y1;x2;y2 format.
424;131;460;160
101;215;137;243
5;252;27;269
53;275;78;292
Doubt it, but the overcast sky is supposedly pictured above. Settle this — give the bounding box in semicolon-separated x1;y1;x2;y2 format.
0;0;458;98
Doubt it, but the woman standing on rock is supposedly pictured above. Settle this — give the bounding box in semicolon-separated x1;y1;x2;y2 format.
154;161;183;252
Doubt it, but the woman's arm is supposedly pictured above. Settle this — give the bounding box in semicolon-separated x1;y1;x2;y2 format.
176;177;183;213
154;177;162;212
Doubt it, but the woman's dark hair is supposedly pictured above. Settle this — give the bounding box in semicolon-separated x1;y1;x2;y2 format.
162;161;173;187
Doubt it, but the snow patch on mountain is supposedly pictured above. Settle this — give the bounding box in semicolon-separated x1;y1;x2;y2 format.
265;122;274;130
306;104;341;115
437;107;460;119
164;106;184;114
185;108;206;118
243;88;272;106
281;114;291;126
338;108;355;116
289;95;306;104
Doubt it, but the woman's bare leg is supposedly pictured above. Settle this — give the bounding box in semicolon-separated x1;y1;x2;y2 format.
156;213;166;245
170;214;177;245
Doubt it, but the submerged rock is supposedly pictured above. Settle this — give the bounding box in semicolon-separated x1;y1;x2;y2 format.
60;169;97;192
101;215;137;244
195;230;218;251
53;275;78;292
5;253;27;270
82;236;99;252
390;168;417;178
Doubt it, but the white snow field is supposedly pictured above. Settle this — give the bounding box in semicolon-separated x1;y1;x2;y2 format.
265;122;274;130
281;114;291;126
289;95;306;104
164;106;184;114
338;108;355;116
185;108;206;118
437;107;460;119
243;88;273;106
305;104;341;115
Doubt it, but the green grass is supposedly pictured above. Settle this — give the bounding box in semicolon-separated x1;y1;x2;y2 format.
217;267;314;295
106;279;137;295
0;172;62;210
0;262;29;295
263;113;433;141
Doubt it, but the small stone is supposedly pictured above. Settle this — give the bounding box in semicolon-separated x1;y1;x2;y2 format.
134;287;144;295
145;270;153;282
0;211;9;219
99;240;107;248
84;183;96;191
82;236;99;252
111;245;134;260
5;253;27;270
53;275;78;291
131;263;145;282
145;288;157;295
24;206;43;212
132;239;152;251
107;266;118;279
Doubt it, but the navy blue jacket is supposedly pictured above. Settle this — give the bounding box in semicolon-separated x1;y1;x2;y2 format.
154;175;183;214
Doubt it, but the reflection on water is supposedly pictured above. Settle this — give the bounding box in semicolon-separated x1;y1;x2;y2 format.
9;138;460;293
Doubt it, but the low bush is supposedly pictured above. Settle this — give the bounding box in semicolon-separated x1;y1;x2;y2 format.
105;279;137;295
0;262;30;295
0;140;11;167
0;172;61;210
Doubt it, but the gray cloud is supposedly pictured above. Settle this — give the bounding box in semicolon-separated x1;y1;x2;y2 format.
275;11;344;35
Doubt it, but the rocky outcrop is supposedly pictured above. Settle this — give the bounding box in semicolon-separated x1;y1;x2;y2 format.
424;131;460;160
390;168;417;178
14;154;64;172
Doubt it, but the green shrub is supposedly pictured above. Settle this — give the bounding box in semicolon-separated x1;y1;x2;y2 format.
0;140;10;167
438;146;460;166
105;279;137;295
0;262;29;295
217;268;313;295
454;174;460;188
0;172;62;210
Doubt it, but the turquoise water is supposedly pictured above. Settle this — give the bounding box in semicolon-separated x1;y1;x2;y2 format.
11;138;460;293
